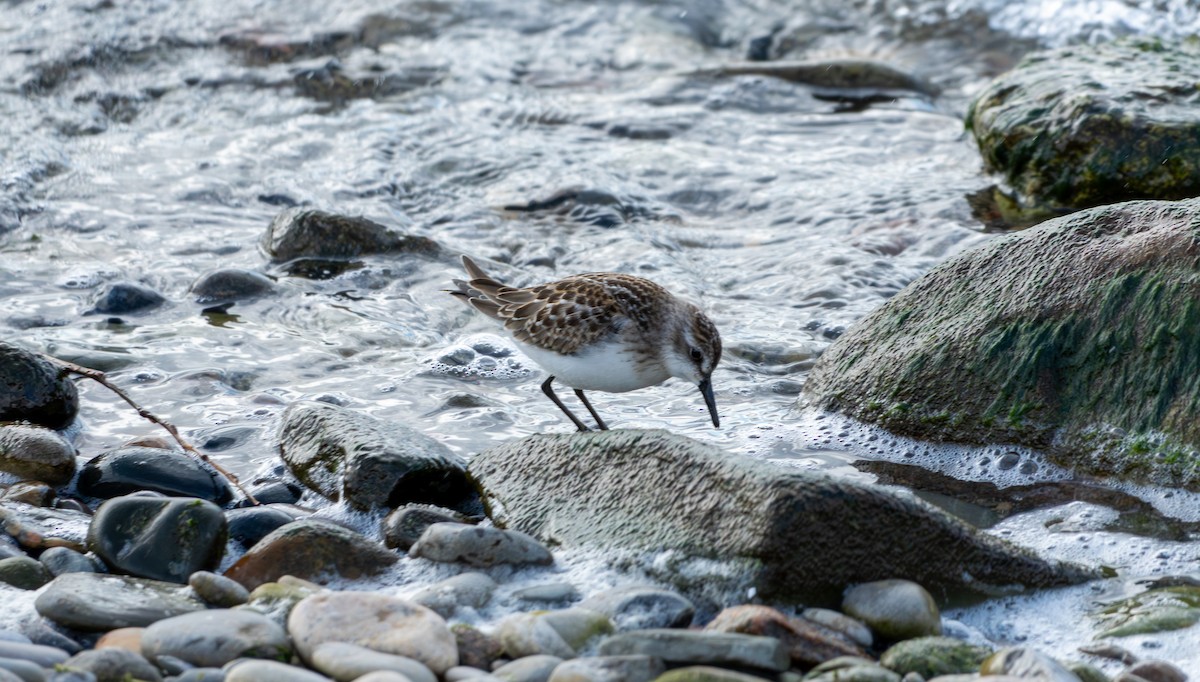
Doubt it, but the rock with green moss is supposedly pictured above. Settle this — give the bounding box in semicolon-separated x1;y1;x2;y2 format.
1093;584;1200;637
470;430;1095;602
803;198;1200;489
880;636;991;677
968;37;1200;213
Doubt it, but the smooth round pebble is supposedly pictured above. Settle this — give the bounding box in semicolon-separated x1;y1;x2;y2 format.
351;673;415;682
0;639;71;667
288;592;456;675
1124;660;1188;682
225;659;333;682
410;523;552;568
578;586;694;631
39;547;97;577
63;648;162;682
170;668;227;681
841;579;941;641
188;571;250;607
547;655;665;682
492;655;563;682
0;555;53;589
310;642;436;682
143;609;290;668
446;666;492;682
0;659;42;682
382;505;471;551
512;583;580;604
87;496;227;583
409;572;496;617
95;627;144;652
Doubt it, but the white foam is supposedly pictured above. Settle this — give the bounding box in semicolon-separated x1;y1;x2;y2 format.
422;333;536;381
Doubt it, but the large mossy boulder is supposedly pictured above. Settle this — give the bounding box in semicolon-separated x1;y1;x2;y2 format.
803;198;1200;488
968;37;1200;212
469;430;1094;602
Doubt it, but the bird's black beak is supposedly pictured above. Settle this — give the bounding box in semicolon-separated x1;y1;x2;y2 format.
698;377;719;428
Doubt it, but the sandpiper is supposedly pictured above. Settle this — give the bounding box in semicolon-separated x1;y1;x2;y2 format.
449;255;722;431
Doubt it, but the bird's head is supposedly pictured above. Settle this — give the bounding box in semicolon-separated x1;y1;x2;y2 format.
664;304;722;427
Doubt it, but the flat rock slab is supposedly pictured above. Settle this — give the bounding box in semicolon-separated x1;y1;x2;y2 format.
35;572;206;631
598;630;789;672
0;502;89;552
470;430;1095;601
803;197;1200;489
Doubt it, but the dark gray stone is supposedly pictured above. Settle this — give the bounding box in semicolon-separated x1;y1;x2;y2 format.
35;572;206;631
547;656;665;682
598;630;789;672
78;446;233;504
225;505;301;550
382;504;471;551
841;580;941;641
191;269;275;305
0;639;70;667
62;648;162;682
0;343;78;430
277;401;479;513
87;496;227;583
469;430;1095;601
261;207;439;263
39;548;98;577
188;571;249;607
0;556;52;590
90;282;166;315
409;572;497;618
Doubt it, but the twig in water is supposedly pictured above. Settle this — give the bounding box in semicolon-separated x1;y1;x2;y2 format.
51;357;259;506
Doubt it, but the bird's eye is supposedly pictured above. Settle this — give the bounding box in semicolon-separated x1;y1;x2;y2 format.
689;347;703;362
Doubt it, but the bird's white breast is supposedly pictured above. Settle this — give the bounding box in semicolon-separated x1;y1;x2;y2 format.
515;338;668;393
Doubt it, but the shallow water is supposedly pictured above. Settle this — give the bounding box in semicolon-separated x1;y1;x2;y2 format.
3;0;1200;674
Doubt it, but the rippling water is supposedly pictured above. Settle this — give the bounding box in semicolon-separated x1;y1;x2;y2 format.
3;0;1200;672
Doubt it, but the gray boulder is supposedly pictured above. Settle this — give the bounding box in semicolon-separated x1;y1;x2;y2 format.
469;430;1094;600
0;343;78;429
803;198;1200;489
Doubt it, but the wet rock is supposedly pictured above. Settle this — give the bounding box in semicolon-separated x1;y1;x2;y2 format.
88;496;227;583
980;647;1078;681
968;38;1200;212
496;609;613;659
309;641;436;682
35;572;206;631
469;431;1093;600
579;586;695;631
90;282;166;315
142;609;290;668
705;605;868;668
191;269;275;305
452;624;502;671
0;659;43;682
223;519;397;590
244;480;304;506
78;446;233;504
598;630;789;672
410;523;552;568
0;640;71;667
1122;660;1187;682
188;571;249;607
0;342;78;429
879;636;991;677
0;502;89;552
261;207;439;264
0;426;76;485
804;657;901;682
801;608;874;649
2;481;56;507
1094;585;1200;637
493;655;563;682
224;659;332;681
698;60;934;96
277;401;478;513
95;627;143;652
62;648;161;682
225;505;302;550
383;504;472;551
242;577;326;629
288;591;457;675
806;197;1200;490
409;572;497;618
513;583;580;605
0;556;53;589
548;655;665;682
651;666;777;682
842;580;940;641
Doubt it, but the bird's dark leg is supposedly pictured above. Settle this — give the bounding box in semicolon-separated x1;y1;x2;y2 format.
541;376;591;432
574;389;610;431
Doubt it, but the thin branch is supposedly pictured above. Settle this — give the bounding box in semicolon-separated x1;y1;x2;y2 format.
51;358;259;506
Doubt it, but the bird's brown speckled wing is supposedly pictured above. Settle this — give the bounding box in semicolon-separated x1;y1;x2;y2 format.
450;256;669;355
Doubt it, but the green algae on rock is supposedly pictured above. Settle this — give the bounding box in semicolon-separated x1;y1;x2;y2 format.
967;38;1200;213
468;430;1095;602
803;198;1200;488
